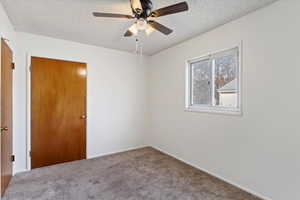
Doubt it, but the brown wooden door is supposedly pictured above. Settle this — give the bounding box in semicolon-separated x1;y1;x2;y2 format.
1;39;13;196
31;57;87;169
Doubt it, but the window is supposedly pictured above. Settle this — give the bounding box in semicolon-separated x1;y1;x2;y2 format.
186;47;241;115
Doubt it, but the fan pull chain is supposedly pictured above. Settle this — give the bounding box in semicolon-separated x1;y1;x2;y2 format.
135;36;143;57
140;41;143;58
135;38;139;54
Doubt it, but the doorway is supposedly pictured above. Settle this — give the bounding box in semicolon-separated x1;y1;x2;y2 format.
30;57;87;169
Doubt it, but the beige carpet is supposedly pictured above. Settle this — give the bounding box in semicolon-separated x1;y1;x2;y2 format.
3;147;262;200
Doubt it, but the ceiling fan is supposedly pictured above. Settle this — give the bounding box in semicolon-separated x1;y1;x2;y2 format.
92;0;189;37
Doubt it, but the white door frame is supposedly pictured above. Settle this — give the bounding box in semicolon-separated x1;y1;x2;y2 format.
26;53;31;170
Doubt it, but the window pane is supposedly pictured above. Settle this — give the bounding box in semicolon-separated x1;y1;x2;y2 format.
191;59;212;105
214;51;238;107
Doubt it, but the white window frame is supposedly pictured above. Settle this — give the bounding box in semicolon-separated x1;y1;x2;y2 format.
185;43;242;115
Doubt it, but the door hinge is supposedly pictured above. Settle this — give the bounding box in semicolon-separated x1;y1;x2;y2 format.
11;155;15;162
11;62;15;70
29;151;32;157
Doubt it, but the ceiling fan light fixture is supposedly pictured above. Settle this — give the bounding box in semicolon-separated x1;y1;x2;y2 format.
145;25;155;36
136;19;148;30
129;23;138;35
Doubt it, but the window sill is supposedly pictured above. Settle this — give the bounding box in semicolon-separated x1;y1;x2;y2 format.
185;106;242;116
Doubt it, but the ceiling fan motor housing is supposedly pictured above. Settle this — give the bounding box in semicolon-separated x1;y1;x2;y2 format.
140;0;153;18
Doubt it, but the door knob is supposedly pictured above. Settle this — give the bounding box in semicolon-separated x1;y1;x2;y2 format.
0;127;8;132
80;115;87;119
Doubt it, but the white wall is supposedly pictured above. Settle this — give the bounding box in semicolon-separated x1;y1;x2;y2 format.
148;0;300;200
14;32;149;173
0;3;16;50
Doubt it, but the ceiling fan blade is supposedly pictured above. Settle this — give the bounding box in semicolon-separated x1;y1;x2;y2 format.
151;2;188;17
124;30;134;37
130;0;143;14
148;21;173;35
93;12;134;19
124;24;138;37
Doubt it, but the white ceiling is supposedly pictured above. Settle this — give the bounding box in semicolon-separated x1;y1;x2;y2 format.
2;0;278;55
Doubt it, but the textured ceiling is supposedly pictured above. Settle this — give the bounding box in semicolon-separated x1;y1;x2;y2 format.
1;0;278;55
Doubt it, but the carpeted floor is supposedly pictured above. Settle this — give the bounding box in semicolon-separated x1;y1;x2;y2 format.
3;147;262;200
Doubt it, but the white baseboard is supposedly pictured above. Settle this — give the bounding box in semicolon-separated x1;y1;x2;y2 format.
87;145;149;160
150;145;272;200
13;167;29;175
14;145;149;175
